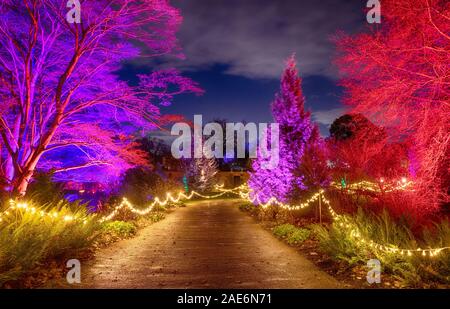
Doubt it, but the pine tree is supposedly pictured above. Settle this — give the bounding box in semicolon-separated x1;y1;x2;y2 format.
249;56;315;203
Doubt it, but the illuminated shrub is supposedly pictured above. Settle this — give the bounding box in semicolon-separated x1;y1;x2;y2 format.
0;199;98;286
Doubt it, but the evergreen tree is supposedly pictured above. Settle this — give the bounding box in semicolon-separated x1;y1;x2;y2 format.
249;56;315;203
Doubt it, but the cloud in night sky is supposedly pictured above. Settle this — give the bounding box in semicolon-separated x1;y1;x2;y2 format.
121;0;367;137
163;0;365;80
312;107;347;127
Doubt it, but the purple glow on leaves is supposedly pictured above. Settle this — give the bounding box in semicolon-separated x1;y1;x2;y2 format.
249;56;314;203
0;1;202;193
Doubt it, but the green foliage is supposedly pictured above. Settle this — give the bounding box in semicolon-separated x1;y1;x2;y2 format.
287;228;311;245
273;224;297;238
101;221;136;238
147;212;165;223
152;204;167;212
273;224;311;245
312;209;450;286
312;223;367;265
0;172;181;286
0;198;98;286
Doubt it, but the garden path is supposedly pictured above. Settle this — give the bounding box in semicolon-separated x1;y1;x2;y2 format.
54;199;343;288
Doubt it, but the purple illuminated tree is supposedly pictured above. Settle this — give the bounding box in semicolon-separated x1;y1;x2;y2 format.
0;1;202;195
249;56;315;203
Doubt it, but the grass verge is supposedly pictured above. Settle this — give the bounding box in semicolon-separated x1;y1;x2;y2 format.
0;199;98;286
312;209;450;287
239;201;450;288
0;198;181;288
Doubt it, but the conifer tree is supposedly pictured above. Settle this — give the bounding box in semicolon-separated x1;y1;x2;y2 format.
249;56;315;203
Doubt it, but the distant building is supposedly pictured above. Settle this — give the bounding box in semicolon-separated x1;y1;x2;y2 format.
215;171;249;188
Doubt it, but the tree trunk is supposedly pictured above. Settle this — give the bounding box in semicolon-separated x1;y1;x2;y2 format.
13;152;42;196
4;155;15;192
16;175;32;196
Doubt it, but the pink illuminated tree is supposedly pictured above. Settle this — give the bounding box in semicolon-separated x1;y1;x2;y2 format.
249;56;315;203
0;1;202;194
335;0;449;211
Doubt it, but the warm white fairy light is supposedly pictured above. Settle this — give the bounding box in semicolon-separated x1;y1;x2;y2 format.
227;184;449;258
0;180;447;258
0;199;80;223
330;178;414;193
98;190;231;223
0;189;232;225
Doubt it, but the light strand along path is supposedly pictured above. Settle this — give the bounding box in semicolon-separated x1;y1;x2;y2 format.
64;199;344;288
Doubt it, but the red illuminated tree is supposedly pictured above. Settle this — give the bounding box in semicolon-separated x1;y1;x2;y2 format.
0;1;202;194
335;0;449;211
297;126;329;193
328;114;409;183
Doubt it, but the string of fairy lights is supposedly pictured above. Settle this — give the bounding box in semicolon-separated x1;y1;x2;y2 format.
330;178;415;193
0;179;448;258
0;199;89;224
0;190;232;224
222;183;450;258
98;190;232;223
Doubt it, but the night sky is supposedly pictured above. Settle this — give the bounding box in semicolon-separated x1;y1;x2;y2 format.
120;0;369;137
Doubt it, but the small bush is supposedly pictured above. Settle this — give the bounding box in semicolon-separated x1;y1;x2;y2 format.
287;228;311;245
0;198;98;286
273;224;310;245
148;212;165;223
273;224;297;238
152;204;167;212
101;221;136;238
